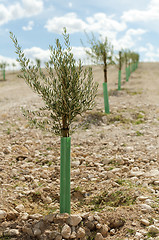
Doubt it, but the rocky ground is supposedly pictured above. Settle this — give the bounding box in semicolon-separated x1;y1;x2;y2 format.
0;63;159;239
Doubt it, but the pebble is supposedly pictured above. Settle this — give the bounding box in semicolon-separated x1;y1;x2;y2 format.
95;232;104;240
29;213;43;219
15;204;25;212
4;229;20;236
148;225;159;233
141;219;150;226
137;196;148;201
71;161;80;167
135;231;143;239
33;228;41;236
99;224;109;237
76;227;85;238
61;224;71;239
0;210;7;219
21;212;29;220
140;204;152;213
129;171;144;177
110;229;115;235
144;170;159;178
66;215;82;226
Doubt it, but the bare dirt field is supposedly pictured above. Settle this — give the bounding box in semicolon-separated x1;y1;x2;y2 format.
0;63;159;239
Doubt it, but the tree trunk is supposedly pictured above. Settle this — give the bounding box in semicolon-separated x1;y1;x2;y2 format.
103;52;107;83
61;115;69;137
119;51;122;71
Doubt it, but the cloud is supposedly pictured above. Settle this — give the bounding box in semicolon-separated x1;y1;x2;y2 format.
0;55;18;70
22;21;34;31
22;0;43;17
44;12;127;36
21;46;91;66
0;0;43;26
141;42;159;61
45;13;87;34
113;28;146;50
24;47;50;63
122;0;159;22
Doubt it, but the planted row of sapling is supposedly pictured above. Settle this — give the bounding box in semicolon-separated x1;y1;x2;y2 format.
117;50;140;90
10;28;140;214
83;34;140;113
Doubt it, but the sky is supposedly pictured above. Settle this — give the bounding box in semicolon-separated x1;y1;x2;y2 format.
0;0;159;69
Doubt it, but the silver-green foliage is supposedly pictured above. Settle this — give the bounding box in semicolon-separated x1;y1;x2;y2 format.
82;33;114;83
84;33;114;64
10;29;98;136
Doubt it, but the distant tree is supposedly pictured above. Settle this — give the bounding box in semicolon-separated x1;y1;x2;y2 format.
116;50;124;90
10;28;98;213
123;50;140;81
123;50;129;82
0;62;8;81
82;33;114;113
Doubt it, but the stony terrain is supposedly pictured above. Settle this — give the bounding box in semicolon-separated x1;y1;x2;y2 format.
0;63;159;239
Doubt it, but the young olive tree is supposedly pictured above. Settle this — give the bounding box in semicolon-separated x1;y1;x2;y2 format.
0;62;8;81
123;50;140;81
10;28;98;213
83;33;114;113
116;50;124;90
123;50;130;82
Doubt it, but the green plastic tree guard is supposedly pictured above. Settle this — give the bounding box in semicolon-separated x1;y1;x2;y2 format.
60;137;71;214
118;70;121;90
103;82;109;114
3;69;5;81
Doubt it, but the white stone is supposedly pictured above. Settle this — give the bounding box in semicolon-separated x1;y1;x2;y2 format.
154;181;159;185
0;210;7;219
88;215;94;221
110;229;115;235
144;170;159;178
61;224;71;239
21;212;29;220
140;204;152;213
135;231;143;239
29;213;43;219
33;228;41;236
44;196;52;204
137;196;148;201
96;223;102;229
141;219;150;226
15;204;25;212
76;227;85;238
125;146;134;152
67;215;82;226
71;161;80;167
95;232;104;240
148;225;159;233
11;168;18;177
4;229;20;236
129;171;144;177
145;199;153;205
111;168;121;173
